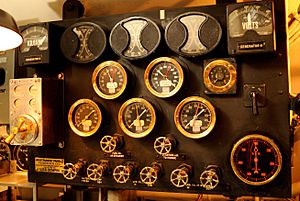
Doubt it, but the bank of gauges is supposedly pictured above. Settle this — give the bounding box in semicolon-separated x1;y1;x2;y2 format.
68;99;102;137
203;58;237;94
110;16;161;60
230;134;282;186
174;96;216;139
165;12;222;57
18;23;50;66
118;98;156;138
92;61;128;99
227;1;275;55
144;57;184;98
60;22;106;63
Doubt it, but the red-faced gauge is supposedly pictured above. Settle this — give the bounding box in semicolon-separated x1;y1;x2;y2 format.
230;134;282;185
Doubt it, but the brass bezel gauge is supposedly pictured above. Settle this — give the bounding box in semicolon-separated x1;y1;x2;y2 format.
230;134;282;186
68;99;102;137
92;61;128;99
118;98;156;138
174;96;216;139
144;57;184;98
203;59;237;94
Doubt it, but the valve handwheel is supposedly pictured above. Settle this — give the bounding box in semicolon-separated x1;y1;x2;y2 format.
87;163;104;181
113;165;131;183
200;169;219;190
63;163;78;180
170;167;189;188
100;135;117;153
154;136;172;155
140;166;158;186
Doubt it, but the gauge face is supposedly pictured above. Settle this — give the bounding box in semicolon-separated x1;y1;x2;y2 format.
68;99;102;137
12;115;38;145
174;96;216;139
227;1;275;55
92;61;128;99
203;59;237;94
118;98;156;138
20;26;48;53
144;57;184;98
230;134;282;186
12;145;29;171
165;12;222;57
110;17;161;60
60;22;106;63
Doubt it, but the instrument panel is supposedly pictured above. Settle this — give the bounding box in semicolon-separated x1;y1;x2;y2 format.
15;0;290;199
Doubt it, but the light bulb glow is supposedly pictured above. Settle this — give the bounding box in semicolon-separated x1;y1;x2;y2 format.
0;26;23;51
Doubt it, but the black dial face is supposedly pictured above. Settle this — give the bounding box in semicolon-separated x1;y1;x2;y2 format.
13;145;29;171
110;17;161;60
174;96;216;139
118;98;156;138
60;22;106;63
68;99;102;137
144;57;184;98
92;61;127;99
203;59;237;94
231;134;282;186
228;4;273;38
20;26;48;53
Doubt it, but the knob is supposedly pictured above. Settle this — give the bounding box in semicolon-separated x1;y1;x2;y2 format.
153;136;176;155
100;134;123;153
139;162;162;186
87;161;109;181
113;162;136;184
200;167;219;190
170;163;192;188
63;159;86;180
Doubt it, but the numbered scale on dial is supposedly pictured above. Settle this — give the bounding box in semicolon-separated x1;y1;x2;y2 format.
144;57;184;98
227;1;275;55
68;99;102;137
110;16;161;60
18;23;50;66
92;61;128;99
203;58;237;94
118;98;156;138
60;22;106;63
174;96;216;139
230;134;282;186
165;12;222;57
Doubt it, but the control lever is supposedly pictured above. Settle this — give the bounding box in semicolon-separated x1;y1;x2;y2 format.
250;91;258;115
4;117;25;144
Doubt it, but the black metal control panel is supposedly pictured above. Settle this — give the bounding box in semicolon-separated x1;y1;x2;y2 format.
16;1;291;198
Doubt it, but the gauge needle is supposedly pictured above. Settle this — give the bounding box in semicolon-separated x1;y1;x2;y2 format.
106;69;114;82
38;36;47;46
129;108;147;128
184;106;205;129
157;70;176;87
164;66;171;79
253;144;259;174
76;110;95;127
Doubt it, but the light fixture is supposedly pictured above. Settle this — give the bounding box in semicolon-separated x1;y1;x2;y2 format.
0;9;23;51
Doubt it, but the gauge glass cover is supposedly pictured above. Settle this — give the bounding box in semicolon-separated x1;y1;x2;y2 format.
68;99;102;137
92;61;128;99
230;134;282;186
174;96;216;139
20;26;48;53
118;98;156;138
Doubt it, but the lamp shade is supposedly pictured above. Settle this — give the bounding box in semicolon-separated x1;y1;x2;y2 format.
0;9;23;51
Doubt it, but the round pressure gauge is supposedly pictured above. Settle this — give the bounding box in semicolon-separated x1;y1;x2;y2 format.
110;16;161;60
230;134;282;186
92;61;128;99
203;59;237;94
12;145;29;171
174;96;216;139
165;12;222;57
60;22;106;63
68;99;102;137
118;98;156;138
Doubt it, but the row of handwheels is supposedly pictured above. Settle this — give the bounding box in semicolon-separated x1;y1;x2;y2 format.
62;159;220;190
